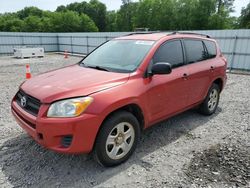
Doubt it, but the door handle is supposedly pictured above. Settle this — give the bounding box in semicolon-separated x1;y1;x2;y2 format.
182;73;188;80
210;66;215;70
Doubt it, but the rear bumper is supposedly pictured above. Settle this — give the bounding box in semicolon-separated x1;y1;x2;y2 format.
11;101;102;154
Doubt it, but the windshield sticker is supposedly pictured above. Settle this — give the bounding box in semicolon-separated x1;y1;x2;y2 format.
135;41;154;45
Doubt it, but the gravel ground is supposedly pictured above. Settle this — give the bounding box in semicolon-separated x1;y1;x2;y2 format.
0;54;249;188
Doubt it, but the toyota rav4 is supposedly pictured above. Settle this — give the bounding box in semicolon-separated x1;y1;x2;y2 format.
11;32;227;166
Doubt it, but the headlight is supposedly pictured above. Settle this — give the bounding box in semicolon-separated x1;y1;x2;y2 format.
47;97;93;117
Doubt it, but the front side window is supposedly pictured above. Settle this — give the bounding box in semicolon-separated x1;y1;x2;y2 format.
153;40;184;68
81;40;154;73
184;40;207;64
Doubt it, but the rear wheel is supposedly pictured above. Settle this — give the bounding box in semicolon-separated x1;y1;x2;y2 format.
199;83;220;115
94;111;140;167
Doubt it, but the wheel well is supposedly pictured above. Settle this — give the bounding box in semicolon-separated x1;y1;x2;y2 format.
213;78;223;92
103;104;145;131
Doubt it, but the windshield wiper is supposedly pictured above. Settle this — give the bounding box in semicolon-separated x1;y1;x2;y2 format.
85;65;110;72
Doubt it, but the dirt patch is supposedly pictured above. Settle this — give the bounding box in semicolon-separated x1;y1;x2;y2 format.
185;142;250;187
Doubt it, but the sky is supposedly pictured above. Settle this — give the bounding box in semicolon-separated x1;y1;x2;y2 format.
0;0;248;17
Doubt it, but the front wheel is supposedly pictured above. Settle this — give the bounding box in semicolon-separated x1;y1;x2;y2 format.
199;83;220;116
94;111;140;167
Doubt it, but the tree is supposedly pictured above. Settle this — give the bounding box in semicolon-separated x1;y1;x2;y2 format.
50;11;98;32
22;16;43;32
216;0;234;14
116;1;138;31
0;13;24;32
106;11;118;31
87;0;107;31
0;0;238;32
79;14;99;32
17;7;43;19
56;0;107;31
238;2;250;28
210;0;235;29
192;0;217;29
56;5;67;12
2;18;24;32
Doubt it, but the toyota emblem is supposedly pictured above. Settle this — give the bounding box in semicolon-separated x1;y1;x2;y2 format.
20;96;27;107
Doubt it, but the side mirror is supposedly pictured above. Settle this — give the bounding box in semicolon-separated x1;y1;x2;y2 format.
151;62;172;75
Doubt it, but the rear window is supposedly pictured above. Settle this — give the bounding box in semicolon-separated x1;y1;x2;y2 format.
184;40;207;64
203;40;217;59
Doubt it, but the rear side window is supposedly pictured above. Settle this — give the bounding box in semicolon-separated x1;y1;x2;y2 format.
203;40;217;59
153;40;184;68
184;40;207;63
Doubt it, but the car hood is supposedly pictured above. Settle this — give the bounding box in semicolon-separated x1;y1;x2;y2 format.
21;64;129;103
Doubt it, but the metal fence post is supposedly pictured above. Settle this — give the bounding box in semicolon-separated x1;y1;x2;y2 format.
39;36;42;46
21;35;24;46
230;35;238;72
56;34;59;52
86;36;89;54
70;36;73;54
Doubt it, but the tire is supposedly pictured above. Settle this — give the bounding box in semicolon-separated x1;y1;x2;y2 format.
199;83;220;116
94;111;140;167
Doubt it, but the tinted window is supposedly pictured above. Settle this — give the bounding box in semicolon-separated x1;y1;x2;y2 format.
153;40;184;68
184;40;207;63
204;40;217;59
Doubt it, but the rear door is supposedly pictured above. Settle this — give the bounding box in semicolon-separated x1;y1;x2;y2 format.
183;39;216;106
145;40;190;123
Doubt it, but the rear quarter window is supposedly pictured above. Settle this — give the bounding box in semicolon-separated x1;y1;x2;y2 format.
203;40;217;59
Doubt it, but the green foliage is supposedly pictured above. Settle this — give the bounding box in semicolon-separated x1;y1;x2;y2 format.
56;0;107;31
50;11;98;32
0;0;249;32
116;2;138;31
17;7;44;19
23;16;43;32
0;7;98;32
106;11;118;31
0;13;24;32
238;2;250;28
130;0;236;31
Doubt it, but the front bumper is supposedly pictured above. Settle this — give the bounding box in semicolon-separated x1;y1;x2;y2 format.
11;100;102;154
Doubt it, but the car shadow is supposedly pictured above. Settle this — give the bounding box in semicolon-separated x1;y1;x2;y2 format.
0;108;221;187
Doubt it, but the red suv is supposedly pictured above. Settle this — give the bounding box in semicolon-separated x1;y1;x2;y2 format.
11;32;227;166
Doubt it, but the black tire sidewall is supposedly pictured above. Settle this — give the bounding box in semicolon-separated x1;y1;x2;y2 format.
94;111;140;167
200;83;220;115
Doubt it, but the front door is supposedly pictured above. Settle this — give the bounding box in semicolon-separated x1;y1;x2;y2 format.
145;40;190;124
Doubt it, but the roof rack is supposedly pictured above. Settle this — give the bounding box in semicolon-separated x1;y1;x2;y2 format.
126;32;153;36
125;31;164;36
169;31;210;38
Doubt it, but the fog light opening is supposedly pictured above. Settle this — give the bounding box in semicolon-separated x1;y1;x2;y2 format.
37;133;43;140
61;135;73;148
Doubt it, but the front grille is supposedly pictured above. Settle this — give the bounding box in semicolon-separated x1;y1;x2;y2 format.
12;107;36;129
15;90;41;116
61;136;73;148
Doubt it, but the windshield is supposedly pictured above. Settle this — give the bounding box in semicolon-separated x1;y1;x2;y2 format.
80;40;154;73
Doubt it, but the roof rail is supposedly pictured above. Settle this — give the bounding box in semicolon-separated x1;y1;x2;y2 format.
169;31;210;38
125;31;164;36
126;32;154;36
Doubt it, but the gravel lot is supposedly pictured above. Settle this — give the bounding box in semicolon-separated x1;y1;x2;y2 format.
0;54;249;188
